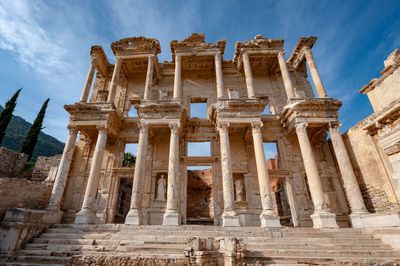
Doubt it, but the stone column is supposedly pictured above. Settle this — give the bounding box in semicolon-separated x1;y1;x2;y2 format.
173;54;182;100
80;60;96;103
277;52;295;99
295;122;338;228
75;125;108;224
217;122;240;227
107;57;122;103
144;55;154;100
303;47;327;98
125;123;149;225
329;122;368;227
47;125;78;210
243;53;255;99
215;52;225;98
251;122;281;227
163;122;181;225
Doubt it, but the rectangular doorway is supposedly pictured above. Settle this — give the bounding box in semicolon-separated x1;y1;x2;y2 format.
186;165;214;225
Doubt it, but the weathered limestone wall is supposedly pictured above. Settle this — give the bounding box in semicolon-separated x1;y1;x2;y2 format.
0;178;52;221
32;154;62;181
0;147;28;178
343;122;399;212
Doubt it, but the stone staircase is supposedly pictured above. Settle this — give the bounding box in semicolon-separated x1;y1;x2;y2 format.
4;224;400;265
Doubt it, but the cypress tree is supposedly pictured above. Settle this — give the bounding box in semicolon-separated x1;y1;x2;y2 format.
20;98;50;160
0;89;22;145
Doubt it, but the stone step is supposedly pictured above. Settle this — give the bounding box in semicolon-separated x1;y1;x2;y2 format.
3;263;65;266
245;249;400;258
245;242;392;250
14;255;70;264
244;236;382;244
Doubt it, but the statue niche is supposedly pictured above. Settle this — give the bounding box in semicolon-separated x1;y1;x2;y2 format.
155;173;167;201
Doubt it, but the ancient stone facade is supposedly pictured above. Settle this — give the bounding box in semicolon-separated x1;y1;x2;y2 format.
44;33;399;230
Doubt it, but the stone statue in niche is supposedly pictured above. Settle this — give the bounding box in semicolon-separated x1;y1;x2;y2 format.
234;178;246;201
156;174;166;201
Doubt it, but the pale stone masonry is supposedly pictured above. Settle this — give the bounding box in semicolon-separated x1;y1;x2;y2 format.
41;34;399;229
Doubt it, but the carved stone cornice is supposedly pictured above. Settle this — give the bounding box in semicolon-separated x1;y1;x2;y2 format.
209;98;268;123
90;45;111;77
170;33;226;60
281;97;342;130
233;34;284;63
111;36;161;56
287;36;317;69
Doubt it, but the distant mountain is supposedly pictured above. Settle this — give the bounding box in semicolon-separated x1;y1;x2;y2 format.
0;105;65;161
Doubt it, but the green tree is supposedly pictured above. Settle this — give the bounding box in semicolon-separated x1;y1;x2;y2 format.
122;152;136;167
0;89;21;144
20;98;50;160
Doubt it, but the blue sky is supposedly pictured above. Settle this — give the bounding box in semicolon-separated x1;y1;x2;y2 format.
0;0;399;146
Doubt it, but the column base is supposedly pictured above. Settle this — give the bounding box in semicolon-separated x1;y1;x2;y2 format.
349;211;369;228
311;210;338;229
222;211;241;227
125;209;142;225
163;210;179;226
74;208;97;224
260;211;282;228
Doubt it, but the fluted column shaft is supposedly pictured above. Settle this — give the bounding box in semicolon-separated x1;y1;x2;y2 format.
75;126;107;224
47;125;78;210
304;47;327;98
173;55;181;99
243;53;255;99
80;60;96;103
125;124;149;225
277;52;295;98
144;56;154;100
107;57;122;103
295;122;327;211
163;122;180;225
329;122;368;213
215;52;225;98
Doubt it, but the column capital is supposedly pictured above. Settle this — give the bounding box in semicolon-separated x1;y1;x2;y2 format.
302;46;312;57
115;56;123;64
242;52;249;61
96;125;107;135
215;52;222;61
251;121;263;133
138;122;149;133
217;121;230;132
295;122;308;133
328;121;341;133
169;121;180;132
175;54;181;62
67;125;78;135
147;54;155;62
278;51;285;57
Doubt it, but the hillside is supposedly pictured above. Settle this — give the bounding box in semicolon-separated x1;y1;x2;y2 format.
0;105;65;161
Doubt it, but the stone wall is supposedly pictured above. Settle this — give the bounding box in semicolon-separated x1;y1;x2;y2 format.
187;169;213;219
343;121;399;213
0;147;28;178
0;178;53;221
32;154;61;181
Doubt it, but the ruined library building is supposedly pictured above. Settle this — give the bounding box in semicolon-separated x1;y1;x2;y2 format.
2;33;400;264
